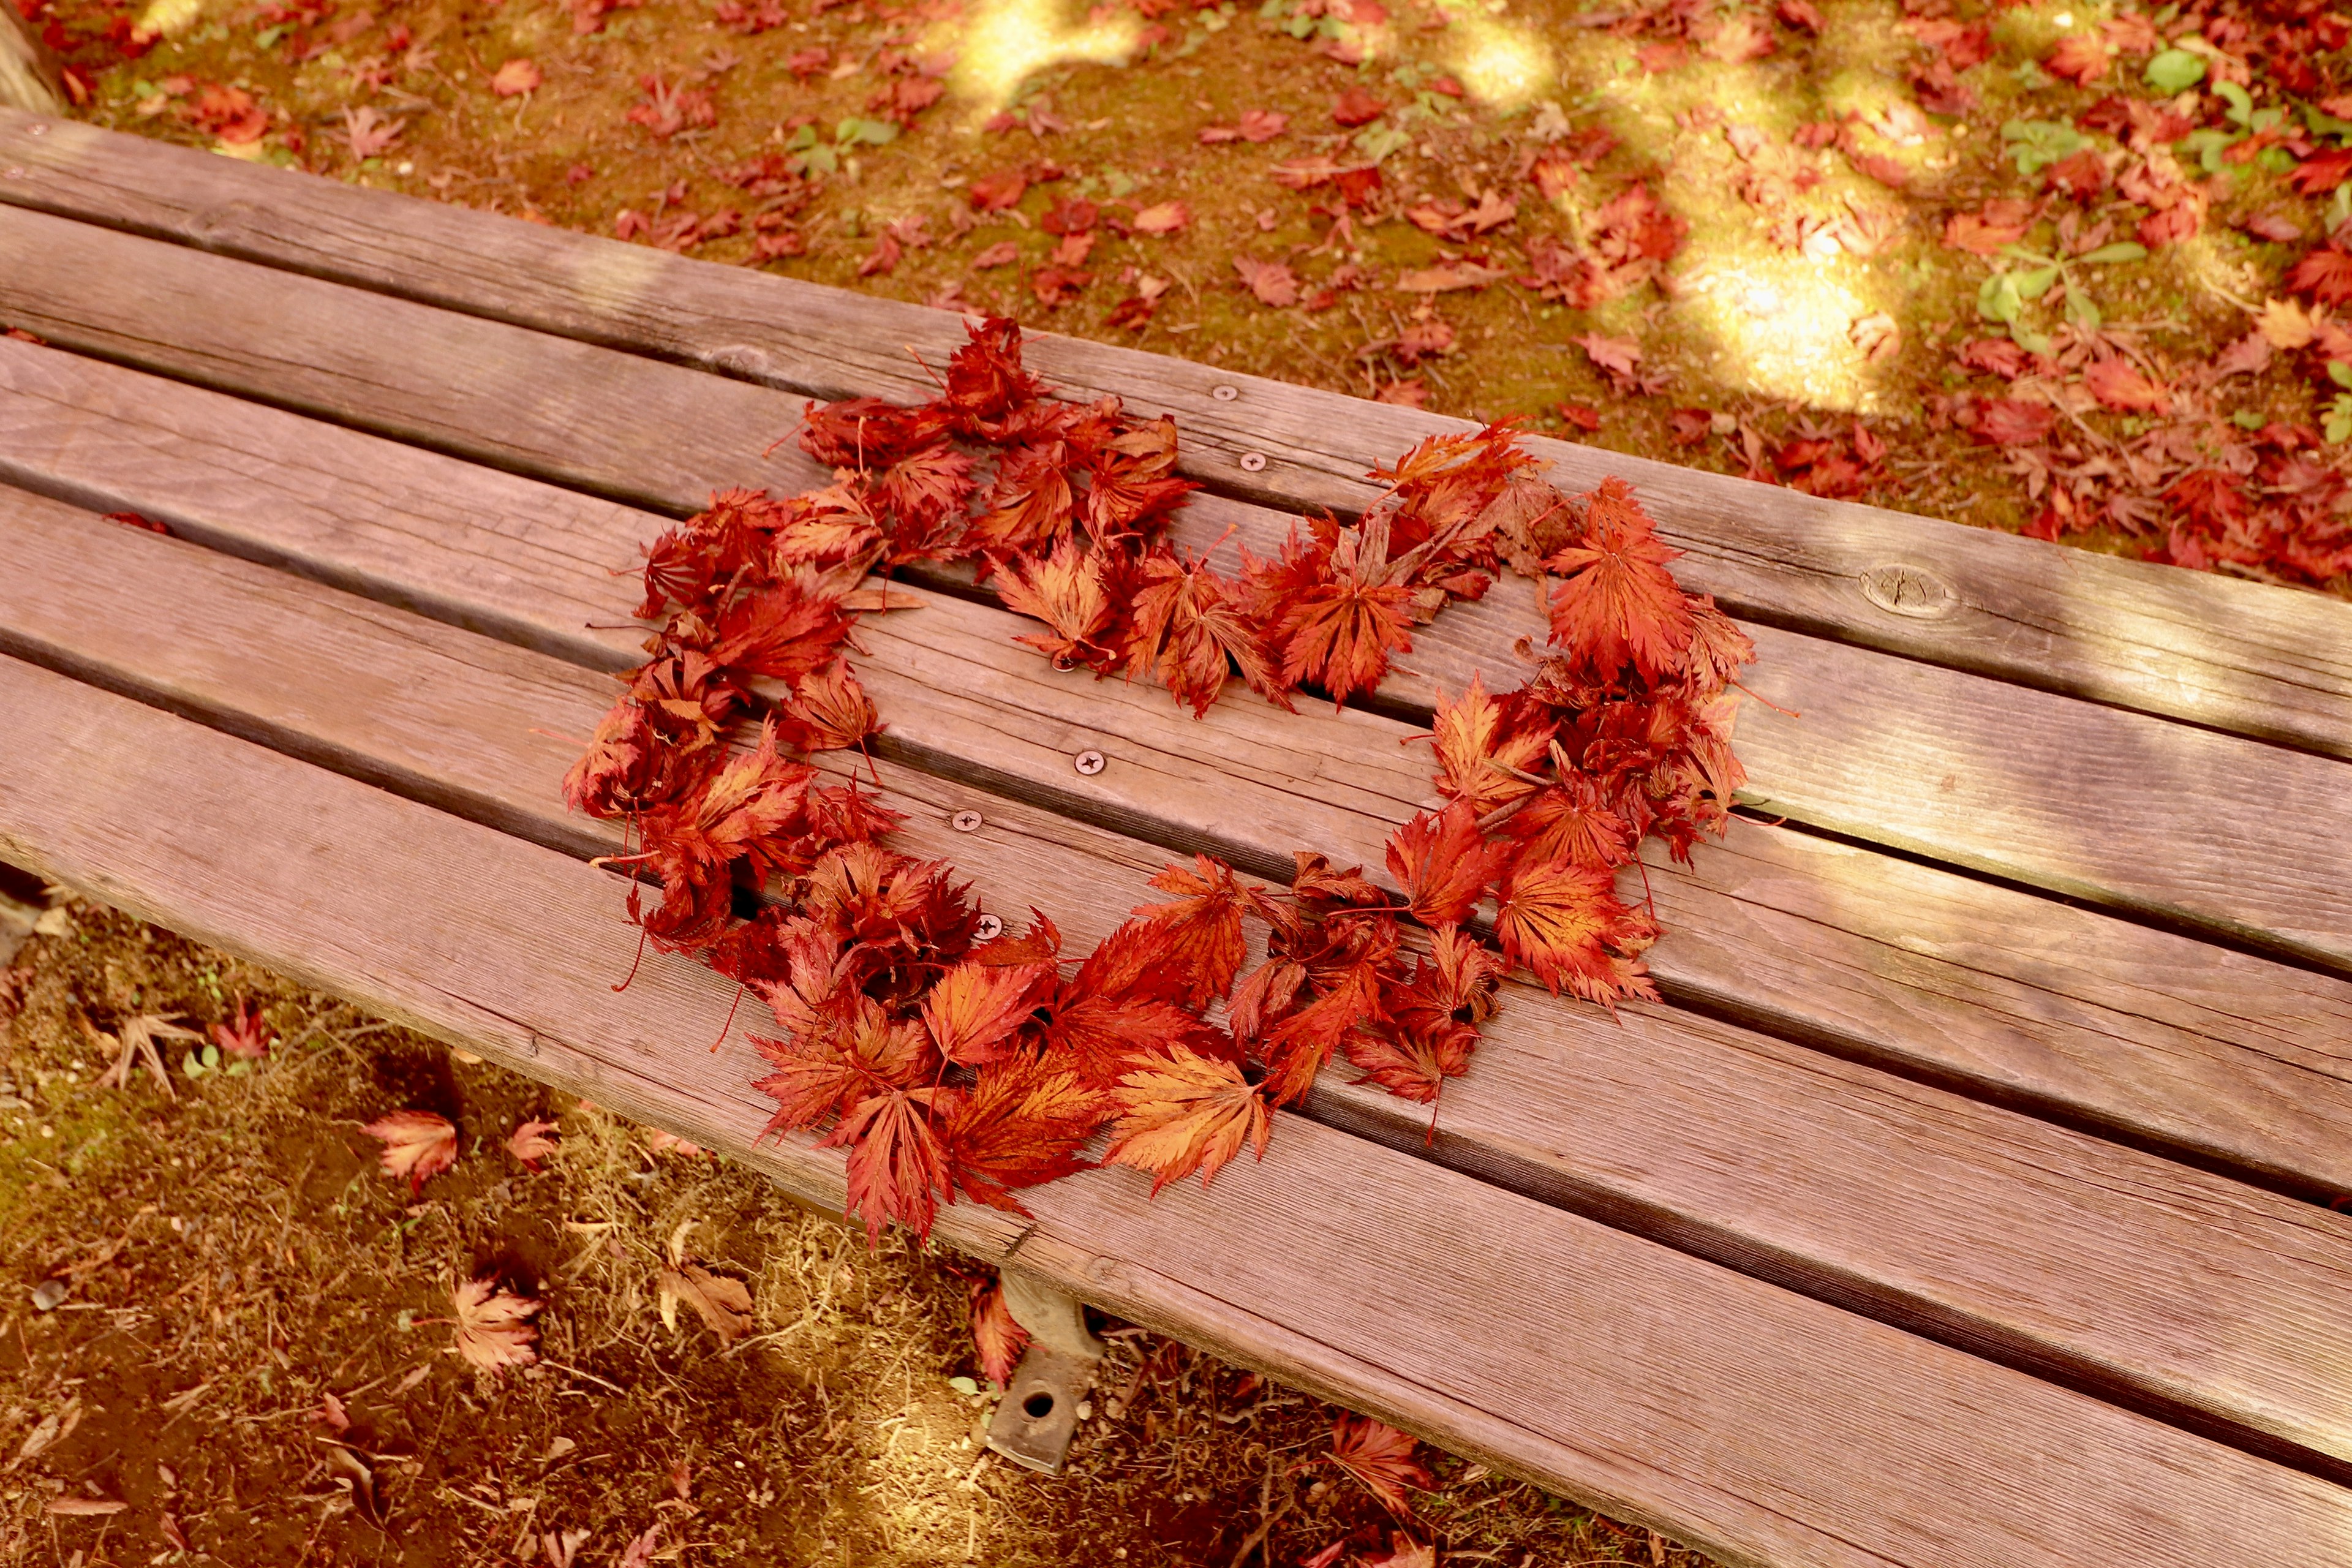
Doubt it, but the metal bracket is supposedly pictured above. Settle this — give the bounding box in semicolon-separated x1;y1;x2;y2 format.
984;1269;1104;1476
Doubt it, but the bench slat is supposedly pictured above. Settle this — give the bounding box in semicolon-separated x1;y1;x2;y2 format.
4;215;2349;977
6;107;2350;766
16;487;2352;1477
6;647;2352;1568
9;339;2351;1210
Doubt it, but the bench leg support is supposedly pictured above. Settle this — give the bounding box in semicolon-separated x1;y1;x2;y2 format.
984;1269;1105;1476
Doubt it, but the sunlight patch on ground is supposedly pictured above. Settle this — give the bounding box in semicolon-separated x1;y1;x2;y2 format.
941;0;1142;119
132;0;205;42
1677;251;1889;412
1437;6;1553;108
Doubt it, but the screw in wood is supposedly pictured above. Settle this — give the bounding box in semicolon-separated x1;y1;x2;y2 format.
1211;384;1240;401
973;914;1004;941
1073;748;1106;775
27;124;46;136
1238;452;1267;472
951;809;984;832
2;169;20;180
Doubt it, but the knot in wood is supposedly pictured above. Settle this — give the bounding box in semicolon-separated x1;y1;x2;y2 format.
194;199;257;239
1859;563;1957;620
707;344;773;379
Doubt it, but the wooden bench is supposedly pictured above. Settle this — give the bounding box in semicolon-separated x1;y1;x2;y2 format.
7;105;2352;1566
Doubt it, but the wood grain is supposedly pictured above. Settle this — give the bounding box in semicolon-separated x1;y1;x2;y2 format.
6;107;2350;765
9;650;2352;1568
9;339;2352;1208
5;225;2350;971
20;492;2352;1479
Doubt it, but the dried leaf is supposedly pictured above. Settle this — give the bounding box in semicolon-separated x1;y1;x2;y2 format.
1104;1045;1271;1191
508;1118;560;1169
363;1110;458;1194
450;1276;541;1372
658;1264;756;1343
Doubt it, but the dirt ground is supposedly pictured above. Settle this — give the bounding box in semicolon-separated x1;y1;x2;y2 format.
0;886;1709;1567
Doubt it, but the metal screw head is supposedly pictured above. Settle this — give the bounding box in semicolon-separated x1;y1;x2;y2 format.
1238;451;1267;473
1072;748;1106;776
26;124;45;136
2;168;20;180
1211;384;1240;402
973;914;1004;941
951;809;984;833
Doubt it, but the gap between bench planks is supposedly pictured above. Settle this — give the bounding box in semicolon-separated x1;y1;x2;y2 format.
13;486;2352;1483
6;106;2352;765
10;649;2352;1568
7;336;2352;1215
2;224;2350;976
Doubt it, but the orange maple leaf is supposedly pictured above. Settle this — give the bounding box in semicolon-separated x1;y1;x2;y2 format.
996;537;1117;667
1545;478;1694;682
778;660;880;753
363;1110;457;1194
1384;801;1510;927
450;1276;541;1373
1104;1046;1272;1191
1492;858;1659;1006
507;1118;561;1169
921;959;1054;1065
1427;674;1554;816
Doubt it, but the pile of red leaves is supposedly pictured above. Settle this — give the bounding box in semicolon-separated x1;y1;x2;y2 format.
564;317;1751;1293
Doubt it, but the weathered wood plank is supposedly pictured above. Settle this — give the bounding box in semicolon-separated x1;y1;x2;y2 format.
8;654;2352;1568
6;221;2351;973
6;106;2350;765
10;339;2352;1210
18;491;2352;1478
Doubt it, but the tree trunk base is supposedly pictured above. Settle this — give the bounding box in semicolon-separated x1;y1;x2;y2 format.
0;6;67;116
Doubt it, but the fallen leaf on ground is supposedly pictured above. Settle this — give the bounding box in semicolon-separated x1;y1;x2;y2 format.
92;1014;202;1098
1329;1414;1433;1515
508;1118;560;1168
658;1264;756;1343
450;1276;541;1371
489;58;541;96
1234;255;1300;306
211;1000;273;1061
363;1109;458;1193
1131;200;1190;234
45;1498;127;1516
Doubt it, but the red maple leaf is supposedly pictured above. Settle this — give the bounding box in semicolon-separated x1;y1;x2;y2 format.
1969;396;2057;447
943;1058;1105;1212
1545;478;1694;682
1269;532;1417;706
967;1271;1029;1385
1329;1414;1433;1516
828;1084;957;1244
1132;855;1259;1007
1125;548;1289;716
1383;801;1510;927
778;661;880;753
2288;247;2352;306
